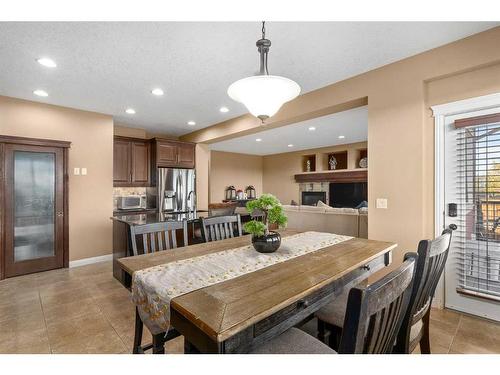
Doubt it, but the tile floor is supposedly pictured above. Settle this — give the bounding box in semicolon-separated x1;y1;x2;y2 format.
0;261;499;354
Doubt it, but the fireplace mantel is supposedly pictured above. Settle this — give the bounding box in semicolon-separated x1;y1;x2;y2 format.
294;169;367;183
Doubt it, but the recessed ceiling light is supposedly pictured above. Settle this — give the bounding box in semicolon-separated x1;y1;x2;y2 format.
220;106;229;113
151;88;164;96
33;89;48;97
338;135;345;139
256;138;262;142
187;121;196;126
37;57;57;68
125;108;136;114
287;144;294;147
308;126;316;131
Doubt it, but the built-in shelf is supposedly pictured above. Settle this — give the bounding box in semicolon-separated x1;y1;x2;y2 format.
294;168;367;183
327;151;348;170
302;154;316;172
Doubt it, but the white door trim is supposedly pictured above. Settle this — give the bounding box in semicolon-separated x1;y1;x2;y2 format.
432;92;500;238
431;92;500;311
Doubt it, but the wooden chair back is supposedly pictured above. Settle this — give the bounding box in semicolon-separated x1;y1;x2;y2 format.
250;209;265;221
129;220;188;256
338;253;417;354
201;214;242;242
208;202;237;216
395;229;453;352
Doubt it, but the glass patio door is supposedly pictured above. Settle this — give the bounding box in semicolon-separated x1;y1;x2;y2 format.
4;143;65;277
443;107;500;321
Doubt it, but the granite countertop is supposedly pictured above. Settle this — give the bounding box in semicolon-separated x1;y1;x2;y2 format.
111;207;252;226
111;210;210;226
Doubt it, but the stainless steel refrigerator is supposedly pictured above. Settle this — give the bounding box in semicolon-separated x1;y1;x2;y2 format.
154;168;196;213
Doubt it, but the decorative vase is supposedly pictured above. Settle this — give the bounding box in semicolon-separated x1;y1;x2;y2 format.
252;231;281;253
359;157;368;168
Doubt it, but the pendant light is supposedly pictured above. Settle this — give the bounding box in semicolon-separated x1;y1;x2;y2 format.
227;22;301;122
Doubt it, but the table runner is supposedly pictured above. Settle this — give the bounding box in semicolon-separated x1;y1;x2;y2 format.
132;231;352;334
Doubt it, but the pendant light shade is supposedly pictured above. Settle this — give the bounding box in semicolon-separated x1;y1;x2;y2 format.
228;22;301;122
227;75;300;120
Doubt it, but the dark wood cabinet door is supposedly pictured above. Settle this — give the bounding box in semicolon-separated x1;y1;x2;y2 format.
113;139;131;186
131;141;150;186
156;141;178;167
177;143;196;168
3;144;65;278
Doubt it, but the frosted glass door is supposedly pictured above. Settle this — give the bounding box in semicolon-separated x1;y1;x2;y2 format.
14;151;56;262
4;143;64;278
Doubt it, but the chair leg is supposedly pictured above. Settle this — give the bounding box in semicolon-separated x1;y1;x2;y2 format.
419;310;431;354
317;319;328;343
152;333;165;354
133;308;144;354
329;324;342;351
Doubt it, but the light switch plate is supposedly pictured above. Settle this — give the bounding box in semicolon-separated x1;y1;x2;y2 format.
81;167;87;175
376;198;388;209
73;167;80;175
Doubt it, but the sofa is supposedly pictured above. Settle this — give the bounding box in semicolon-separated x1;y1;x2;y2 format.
282;205;368;238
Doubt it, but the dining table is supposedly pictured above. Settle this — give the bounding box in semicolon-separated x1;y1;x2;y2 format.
117;229;396;354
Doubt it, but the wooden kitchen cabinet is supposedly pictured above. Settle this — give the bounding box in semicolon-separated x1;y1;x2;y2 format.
113;138;131;185
131;141;150;184
152;138;195;169
113;136;151;187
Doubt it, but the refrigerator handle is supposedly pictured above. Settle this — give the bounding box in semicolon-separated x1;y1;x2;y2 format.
176;174;182;211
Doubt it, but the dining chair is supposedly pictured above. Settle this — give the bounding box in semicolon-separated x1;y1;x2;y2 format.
129;220;188;256
208;202;237;216
250;254;417;354
201;214;242;242
393;228;453;354
129;220;188;354
316;229;453;353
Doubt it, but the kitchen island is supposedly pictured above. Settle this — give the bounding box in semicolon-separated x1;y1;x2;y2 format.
111;209;251;286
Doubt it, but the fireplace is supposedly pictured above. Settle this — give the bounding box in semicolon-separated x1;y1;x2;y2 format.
301;191;327;206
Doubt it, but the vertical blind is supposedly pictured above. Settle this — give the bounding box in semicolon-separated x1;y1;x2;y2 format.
454;113;500;301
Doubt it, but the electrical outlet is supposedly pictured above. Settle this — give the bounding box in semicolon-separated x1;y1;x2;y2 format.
376;198;388;209
73;167;80;175
81;167;87;175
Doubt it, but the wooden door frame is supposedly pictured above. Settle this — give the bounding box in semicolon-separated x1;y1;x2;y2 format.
0;135;70;280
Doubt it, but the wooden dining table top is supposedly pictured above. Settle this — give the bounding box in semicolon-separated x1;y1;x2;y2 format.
117;229;396;343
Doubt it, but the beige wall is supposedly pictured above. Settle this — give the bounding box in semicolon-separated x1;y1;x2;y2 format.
210;151;263;203
196;144;210;210
182;27;500;274
0;96;113;261
263;142;367;205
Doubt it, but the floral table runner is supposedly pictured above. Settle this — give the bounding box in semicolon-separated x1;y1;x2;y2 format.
132;231;352;334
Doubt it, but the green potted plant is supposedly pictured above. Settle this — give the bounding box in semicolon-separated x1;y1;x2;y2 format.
244;194;288;253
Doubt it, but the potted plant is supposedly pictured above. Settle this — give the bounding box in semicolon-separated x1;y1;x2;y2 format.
244;194;288;253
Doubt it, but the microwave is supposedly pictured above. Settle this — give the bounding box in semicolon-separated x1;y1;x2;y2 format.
117;195;147;210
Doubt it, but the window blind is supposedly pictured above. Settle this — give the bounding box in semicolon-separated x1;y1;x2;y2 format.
454;114;500;301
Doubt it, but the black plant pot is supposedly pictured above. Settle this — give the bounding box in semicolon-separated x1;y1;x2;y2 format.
252;231;281;253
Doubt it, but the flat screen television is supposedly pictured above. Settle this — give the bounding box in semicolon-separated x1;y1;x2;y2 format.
329;182;367;208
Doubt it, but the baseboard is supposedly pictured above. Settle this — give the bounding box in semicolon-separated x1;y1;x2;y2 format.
69;254;113;268
432;297;444;309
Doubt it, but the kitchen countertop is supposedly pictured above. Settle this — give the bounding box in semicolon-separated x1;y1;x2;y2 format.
111;207;252;226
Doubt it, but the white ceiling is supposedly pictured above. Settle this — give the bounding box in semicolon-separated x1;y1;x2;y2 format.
210;106;368;155
0;22;497;136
